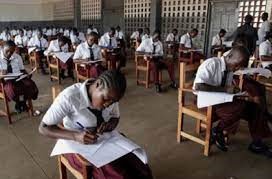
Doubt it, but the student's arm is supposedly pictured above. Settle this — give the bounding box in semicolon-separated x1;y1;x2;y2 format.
39;94;98;144
194;83;238;93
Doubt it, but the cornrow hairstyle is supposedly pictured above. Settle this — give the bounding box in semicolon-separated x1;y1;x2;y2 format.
96;70;127;99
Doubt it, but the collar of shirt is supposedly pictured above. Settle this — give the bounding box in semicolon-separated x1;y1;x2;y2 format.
186;33;191;39
79;80;93;110
220;56;227;72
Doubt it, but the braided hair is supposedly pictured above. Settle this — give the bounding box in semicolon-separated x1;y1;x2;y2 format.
96;70;127;99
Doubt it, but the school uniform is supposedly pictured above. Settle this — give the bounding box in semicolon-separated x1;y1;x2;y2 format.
63;29;70;37
44;39;73;72
87;28;98;34
46;29;53;37
73;42;105;78
0;32;11;41
115;30;124;40
99;33;118;48
42;80;153;179
14;35;29;56
258;20;270;44
52;28;57;36
136;38;175;84
193;57;272;139
70;34;80;45
0;51;38;102
28;36;48;70
211;34;225;56
165;33;179;43
78;32;86;42
10;29;18;37
141;34;150;42
26;30;33;39
259;40;272;70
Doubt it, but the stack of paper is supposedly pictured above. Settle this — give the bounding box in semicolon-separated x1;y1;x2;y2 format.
50;131;148;168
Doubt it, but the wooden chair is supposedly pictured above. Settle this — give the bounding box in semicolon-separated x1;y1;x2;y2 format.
52;86;92;179
47;55;61;84
101;49;119;70
179;49;194;64
74;61;93;82
135;54;162;88
177;62;214;156
29;51;40;72
0;79;34;124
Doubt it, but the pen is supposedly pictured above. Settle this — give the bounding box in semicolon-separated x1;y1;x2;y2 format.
76;122;101;137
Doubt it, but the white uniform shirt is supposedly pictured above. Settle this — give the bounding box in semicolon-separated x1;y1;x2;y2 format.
64;29;70;37
42;28;47;34
46;29;53;36
44;39;69;56
26;30;32;38
0;32;11;41
180;33;193;48
10;29;18;36
78;32;86;42
212;34;224;46
136;38;164;56
115;30;124;39
0;50;24;73
52;28;57;36
42;80;120;131
165;33;179;43
259;40;272;68
70;34;80;44
28;36;48;53
14;35;28;47
73;41;102;60
193;57;233;90
59;28;64;33
141;34;150;42
87;28;98;34
130;31;140;39
258;21;270;44
98;33;118;48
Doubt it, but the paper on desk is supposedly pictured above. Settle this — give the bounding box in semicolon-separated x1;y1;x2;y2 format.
53;52;74;63
15;68;37;82
234;68;272;78
85;59;104;64
50;131;148;168
0;72;23;80
197;91;246;108
28;47;36;54
223;41;233;47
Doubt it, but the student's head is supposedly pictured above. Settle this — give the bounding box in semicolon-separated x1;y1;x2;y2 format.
172;29;178;35
116;26;121;31
86;32;99;46
3;40;16;59
58;36;68;47
89;70;127;110
219;29;227;37
4;27;9;32
144;27;150;35
265;32;272;42
138;28;143;34
244;14;253;24
109;27;116;37
18;29;24;36
190;28;198;38
261;12;268;21
152;30;161;42
37;30;43;39
225;46;250;72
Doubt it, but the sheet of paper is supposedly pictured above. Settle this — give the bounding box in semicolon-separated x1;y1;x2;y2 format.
0;73;23;80
223;41;233;47
85;59;104;64
234;68;272;78
50;131;148;168
15;68;37;82
197;91;245;108
28;47;36;53
53;52;74;63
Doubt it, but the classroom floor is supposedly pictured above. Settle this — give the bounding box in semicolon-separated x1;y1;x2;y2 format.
0;58;271;179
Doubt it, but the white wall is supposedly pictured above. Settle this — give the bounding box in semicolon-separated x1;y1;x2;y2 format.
0;3;54;22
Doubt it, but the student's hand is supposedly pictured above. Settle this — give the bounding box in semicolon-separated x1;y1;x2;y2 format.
73;131;98;144
97;118;119;134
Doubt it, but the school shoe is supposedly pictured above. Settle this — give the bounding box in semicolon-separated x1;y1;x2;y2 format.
155;84;162;93
15;102;22;113
248;141;272;158
211;127;228;152
170;81;178;89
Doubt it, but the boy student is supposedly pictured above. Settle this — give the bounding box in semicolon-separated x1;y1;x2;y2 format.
258;12;270;44
211;29;227;56
27;30;49;74
259;32;272;71
136;30;177;93
39;70;153;179
130;28;144;43
73;32;105;78
44;36;74;79
142;27;150;42
0;27;11;42
165;28;179;45
0;41;38;113
14;29;29;56
87;24;98;34
193;46;272;157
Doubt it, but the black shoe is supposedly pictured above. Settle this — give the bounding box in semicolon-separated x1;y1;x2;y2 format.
15;102;22;113
170;81;178;89
20;101;28;112
211;127;228;152
248;141;272;158
155;84;162;93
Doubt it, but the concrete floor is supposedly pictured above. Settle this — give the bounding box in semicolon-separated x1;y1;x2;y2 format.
0;60;271;179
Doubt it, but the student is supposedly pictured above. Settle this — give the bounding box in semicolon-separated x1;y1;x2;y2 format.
211;29;227;56
87;24;98;34
115;25;124;40
70;28;81;48
136;30;177;93
26;28;33;39
258;12;270;44
0;41;38;113
130;28;144;43
99;27;118;48
63;27;70;38
44;36;73;79
28;30;49;74
193;46;272;157
73;32;105;78
39;70;153;179
180;28;199;50
14;29;29;58
165;29;179;44
142;27;150;42
10;26;18;38
0;27;11;42
259;32;272;71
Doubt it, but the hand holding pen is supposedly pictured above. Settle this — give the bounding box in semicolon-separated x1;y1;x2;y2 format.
74;122;99;144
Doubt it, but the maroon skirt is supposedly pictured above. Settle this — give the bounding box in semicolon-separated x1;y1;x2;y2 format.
64;152;153;179
78;64;105;79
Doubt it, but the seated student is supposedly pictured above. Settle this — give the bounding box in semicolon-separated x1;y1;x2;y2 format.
136;30;177;93
14;29;29;56
142;27;150;42
165;28;179;45
0;41;38;113
10;26;18;39
73;32;105;78
44;36;73;79
211;29;227;56
0;27;12;42
63;27;70;38
193;46;272;157
258;12;270;44
39;70;153;179
115;26;124;40
130;28;144;43
87;24;98;34
180;28;205;63
259;32;272;71
28;30;49;74
70;28;81;49
26;28;33;39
